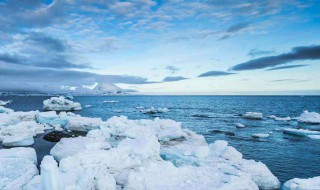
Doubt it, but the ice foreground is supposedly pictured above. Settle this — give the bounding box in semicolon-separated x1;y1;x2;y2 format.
295;111;320;124
282;176;320;190
43;96;82;111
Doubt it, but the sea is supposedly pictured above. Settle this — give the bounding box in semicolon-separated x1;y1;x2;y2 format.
1;95;320;183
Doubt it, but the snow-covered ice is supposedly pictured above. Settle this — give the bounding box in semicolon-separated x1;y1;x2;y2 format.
296;111;320;124
59;112;103;131
43;96;82;111
252;133;270;138
0;148;38;190
282;176;320;190
243;112;263;120
283;128;320;137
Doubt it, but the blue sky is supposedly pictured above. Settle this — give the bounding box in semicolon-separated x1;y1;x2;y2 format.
0;0;319;94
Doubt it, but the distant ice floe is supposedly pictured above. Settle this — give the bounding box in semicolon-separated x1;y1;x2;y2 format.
135;106;144;109
295;111;320;124
283;128;320;139
236;123;246;128
103;100;119;103
283;176;320;190
43;96;82;111
268;115;291;121
0;100;12;106
243;112;263;120
252;133;270;138
84;105;92;108
140;107;170;114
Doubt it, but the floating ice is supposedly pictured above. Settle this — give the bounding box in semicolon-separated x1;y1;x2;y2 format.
236;123;246;128
2;135;34;147
243;112;263;120
103;100;119;103
0;148;38;190
65;94;74;100
39;116;280;190
283;128;320;137
43;96;82;111
140;107;170;114
35;111;66;127
84;105;92;108
268;115;291;121
296;111;320;124
0;106;13;114
252;133;270;138
283;176;320;190
0;100;12;106
135;106;144;109
308;135;320;139
59;112;103;131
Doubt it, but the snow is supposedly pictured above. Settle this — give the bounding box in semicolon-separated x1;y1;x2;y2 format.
140;107;170;114
0;100;12;106
243;112;263;120
236;123;246;128
251;133;270;138
43;96;82;111
0;148;38;190
283;176;320;190
41;116;280;190
0;106;14;114
283;128;320;137
296;111;320;124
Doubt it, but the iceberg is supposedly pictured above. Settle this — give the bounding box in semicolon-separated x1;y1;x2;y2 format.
283;176;320;190
0;100;12;106
43;96;82;111
283;128;320;137
35;111;66;127
243;112;263;120
296;111;320;124
0;148;38;190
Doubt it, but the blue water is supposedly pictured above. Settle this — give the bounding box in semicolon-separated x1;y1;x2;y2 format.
2;95;320;183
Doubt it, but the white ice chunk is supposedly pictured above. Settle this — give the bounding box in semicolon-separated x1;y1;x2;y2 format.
252;133;270;138
236;123;246;128
283;176;320;190
308;135;320;139
0;106;13;114
41;156;62;190
36;111;66;127
243;112;263;120
296;111;320;124
0;100;12;106
23;175;41;190
0;147;37;164
283;128;320;137
43;96;82;111
140;107;170;114
2;135;34;147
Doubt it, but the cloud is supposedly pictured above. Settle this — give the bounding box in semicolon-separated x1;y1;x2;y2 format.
270;79;310;83
165;66;179;73
0;63;156;92
198;71;236;77
266;64;307;71
219;22;252;40
26;33;67;52
230;45;320;71
162;76;187;82
248;49;275;57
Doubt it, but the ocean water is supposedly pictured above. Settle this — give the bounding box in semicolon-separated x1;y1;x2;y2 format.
2;95;320;183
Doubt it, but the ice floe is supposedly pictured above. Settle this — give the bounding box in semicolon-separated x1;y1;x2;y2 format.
283;128;320;137
140;107;170;114
0;100;12;106
296;111;320;124
37;116;280;190
0;106;13;114
283;176;320;190
43;96;82;111
0;148;38;190
243;112;263;120
268;115;291;121
236;123;246;128
103;100;119;103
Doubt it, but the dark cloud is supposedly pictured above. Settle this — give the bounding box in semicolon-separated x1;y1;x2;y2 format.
0;63;156;92
165;66;179;73
248;49;275;57
198;71;236;77
26;33;67;52
266;64;307;71
162;76;187;82
230;45;320;71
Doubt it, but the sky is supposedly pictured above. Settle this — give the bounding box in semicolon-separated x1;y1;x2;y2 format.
0;0;319;95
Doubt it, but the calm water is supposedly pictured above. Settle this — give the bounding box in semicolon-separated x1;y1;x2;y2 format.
2;95;320;183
